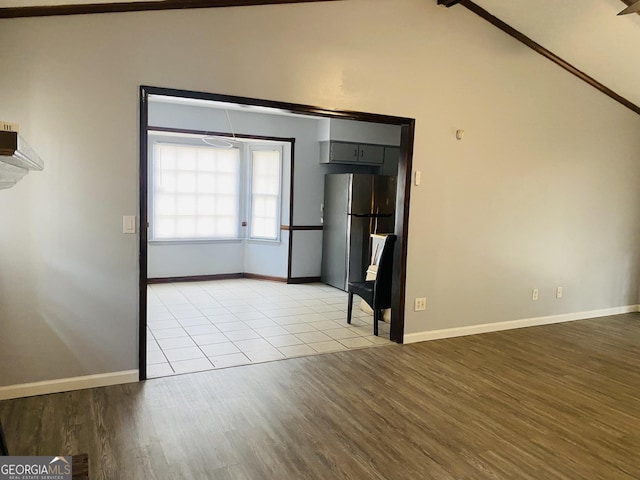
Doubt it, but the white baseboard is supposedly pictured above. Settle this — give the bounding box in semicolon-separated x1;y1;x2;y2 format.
0;370;139;401
403;305;640;344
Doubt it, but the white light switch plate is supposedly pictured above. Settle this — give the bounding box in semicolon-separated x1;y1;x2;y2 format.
123;215;136;234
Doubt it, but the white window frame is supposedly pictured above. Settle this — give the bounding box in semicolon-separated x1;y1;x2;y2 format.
247;144;283;242
149;133;242;242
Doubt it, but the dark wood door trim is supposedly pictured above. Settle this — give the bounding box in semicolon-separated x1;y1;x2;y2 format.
139;87;149;381
148;126;294;144
0;0;340;19
140;85;414;378
453;1;640;116
389;120;414;343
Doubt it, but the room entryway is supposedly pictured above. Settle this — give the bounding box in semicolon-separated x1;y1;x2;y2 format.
146;279;392;378
139;86;415;380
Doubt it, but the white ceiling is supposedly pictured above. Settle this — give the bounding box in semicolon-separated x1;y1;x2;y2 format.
471;0;640;111
2;0;639;113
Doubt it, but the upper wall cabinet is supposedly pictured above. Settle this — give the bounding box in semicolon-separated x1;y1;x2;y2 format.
318;118;401;166
320;141;385;165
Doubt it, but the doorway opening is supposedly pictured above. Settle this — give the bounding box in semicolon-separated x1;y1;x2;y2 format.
139;86;415;380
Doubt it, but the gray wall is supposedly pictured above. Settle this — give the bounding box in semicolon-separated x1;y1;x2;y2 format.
1;0;639;386
146;100;398;280
147;101;315;279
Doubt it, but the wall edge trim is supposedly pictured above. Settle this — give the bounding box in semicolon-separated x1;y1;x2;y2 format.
0;370;139;401
403;305;640;344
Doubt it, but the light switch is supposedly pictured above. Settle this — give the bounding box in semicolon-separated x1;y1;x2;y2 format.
123;215;136;234
415;170;422;186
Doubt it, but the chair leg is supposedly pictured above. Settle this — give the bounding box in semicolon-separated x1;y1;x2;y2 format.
347;292;354;324
373;309;379;336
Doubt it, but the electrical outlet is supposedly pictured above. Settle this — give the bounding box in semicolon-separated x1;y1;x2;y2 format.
414;297;426;311
532;289;539;301
556;287;563;299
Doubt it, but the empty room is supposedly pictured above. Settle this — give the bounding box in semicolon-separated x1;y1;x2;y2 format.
0;0;639;478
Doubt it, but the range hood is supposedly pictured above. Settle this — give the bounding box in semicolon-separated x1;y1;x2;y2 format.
0;130;44;189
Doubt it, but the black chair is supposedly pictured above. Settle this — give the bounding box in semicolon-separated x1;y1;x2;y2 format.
347;234;397;336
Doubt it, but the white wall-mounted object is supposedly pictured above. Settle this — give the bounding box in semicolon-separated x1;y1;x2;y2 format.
1;120;19;133
0;130;44;189
122;215;137;234
456;129;465;140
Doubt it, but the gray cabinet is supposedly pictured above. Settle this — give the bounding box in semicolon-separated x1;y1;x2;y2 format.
320;141;385;165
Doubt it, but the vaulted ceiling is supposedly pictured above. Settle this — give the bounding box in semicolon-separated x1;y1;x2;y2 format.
1;0;638;115
469;0;640;114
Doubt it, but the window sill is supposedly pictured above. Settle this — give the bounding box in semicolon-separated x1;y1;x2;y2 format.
148;238;243;245
246;238;281;245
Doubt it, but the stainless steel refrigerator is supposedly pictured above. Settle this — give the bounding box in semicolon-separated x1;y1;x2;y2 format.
321;174;396;291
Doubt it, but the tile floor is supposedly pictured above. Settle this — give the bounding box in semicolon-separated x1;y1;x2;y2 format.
146;279;392;378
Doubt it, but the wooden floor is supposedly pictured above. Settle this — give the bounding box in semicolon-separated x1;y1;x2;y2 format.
1;314;639;479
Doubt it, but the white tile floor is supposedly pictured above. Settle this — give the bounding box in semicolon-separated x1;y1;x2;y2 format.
146;279;392;378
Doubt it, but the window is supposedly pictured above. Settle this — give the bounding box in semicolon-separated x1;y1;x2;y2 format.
151;142;240;240
249;147;282;240
149;133;284;243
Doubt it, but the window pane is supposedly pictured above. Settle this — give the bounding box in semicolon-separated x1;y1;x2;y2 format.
252;218;266;237
177;147;196;170
217;153;239;173
158;147;176;170
156;194;176;216
177;218;196;237
197;149;217;171
177;173;196;193
216;174;236;194
176;195;196;215
156;172;176;193
198;196;216;215
264;196;277;216
197;173;216;193
250;148;281;240
217;195;235;215
156;218;175;238
197;217;215;236
217;217;236;236
152;142;240;240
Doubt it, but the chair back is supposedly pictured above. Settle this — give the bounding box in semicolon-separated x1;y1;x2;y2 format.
373;234;397;308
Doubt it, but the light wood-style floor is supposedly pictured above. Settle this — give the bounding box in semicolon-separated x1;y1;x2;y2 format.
1;314;639;479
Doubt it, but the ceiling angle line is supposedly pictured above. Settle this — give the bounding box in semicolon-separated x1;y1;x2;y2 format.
0;0;341;19
449;0;640;117
619;0;640;15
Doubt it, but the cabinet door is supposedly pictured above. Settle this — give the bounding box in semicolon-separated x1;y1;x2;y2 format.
330;142;359;163
358;144;385;165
